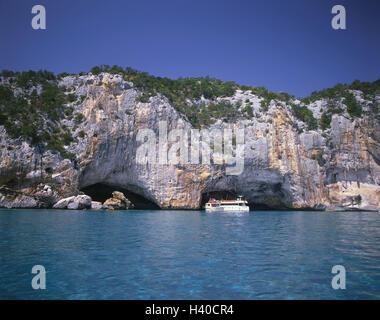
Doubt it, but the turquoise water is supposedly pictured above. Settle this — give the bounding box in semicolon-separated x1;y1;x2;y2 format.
0;209;379;299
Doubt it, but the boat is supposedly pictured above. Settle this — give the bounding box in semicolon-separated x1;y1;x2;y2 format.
205;195;250;212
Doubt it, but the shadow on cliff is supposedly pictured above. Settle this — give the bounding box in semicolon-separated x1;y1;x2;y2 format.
80;183;160;210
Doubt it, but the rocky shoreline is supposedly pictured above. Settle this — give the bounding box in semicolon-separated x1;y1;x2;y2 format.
53;190;134;211
0;185;134;211
0;184;378;212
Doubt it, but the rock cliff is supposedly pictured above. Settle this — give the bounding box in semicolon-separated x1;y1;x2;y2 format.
0;69;379;211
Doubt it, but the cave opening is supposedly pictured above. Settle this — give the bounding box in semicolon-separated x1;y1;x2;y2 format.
201;190;239;208
81;183;160;210
200;189;287;211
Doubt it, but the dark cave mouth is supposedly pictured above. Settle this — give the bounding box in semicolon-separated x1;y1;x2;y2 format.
81;184;290;211
80;183;160;210
200;190;289;210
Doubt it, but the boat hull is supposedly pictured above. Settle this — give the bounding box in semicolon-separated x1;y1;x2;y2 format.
205;196;250;212
205;206;250;212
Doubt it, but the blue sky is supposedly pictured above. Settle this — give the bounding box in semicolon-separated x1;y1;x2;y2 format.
0;0;379;97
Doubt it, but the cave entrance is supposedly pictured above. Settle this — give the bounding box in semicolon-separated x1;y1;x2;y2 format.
81;183;160;210
201;190;240;208
201;190;286;210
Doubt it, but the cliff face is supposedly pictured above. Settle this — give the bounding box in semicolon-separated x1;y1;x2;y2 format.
0;72;379;210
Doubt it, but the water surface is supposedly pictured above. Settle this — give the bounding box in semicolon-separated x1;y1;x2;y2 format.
0;209;379;299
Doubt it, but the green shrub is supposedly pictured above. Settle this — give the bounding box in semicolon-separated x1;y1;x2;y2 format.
90;66;102;75
67;93;76;102
0;82;76;160
319;112;332;130
291;103;317;130
344;92;362;118
325;100;343;114
348;79;380;96
14;70;55;89
300;79;380;104
0;70;15;78
62;131;74;145
64;106;74;116
260;99;269;112
74;113;85;124
242;105;253;117
57;72;70;78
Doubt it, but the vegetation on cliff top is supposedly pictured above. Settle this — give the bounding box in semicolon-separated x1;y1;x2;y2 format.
87;65;378;127
89;64;293;105
0;67;379;156
289;103;318;130
0;71;80;160
302;79;380;103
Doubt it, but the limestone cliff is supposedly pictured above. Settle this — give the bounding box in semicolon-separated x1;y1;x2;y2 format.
0;70;379;211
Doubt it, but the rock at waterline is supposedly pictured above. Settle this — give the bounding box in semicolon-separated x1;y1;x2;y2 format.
53;196;75;209
91;201;104;210
103;191;134;210
0;194;38;209
53;195;92;210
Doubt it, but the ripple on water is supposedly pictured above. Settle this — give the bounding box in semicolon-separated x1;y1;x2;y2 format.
0;209;379;299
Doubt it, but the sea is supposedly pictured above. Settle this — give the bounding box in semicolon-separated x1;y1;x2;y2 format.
0;209;379;299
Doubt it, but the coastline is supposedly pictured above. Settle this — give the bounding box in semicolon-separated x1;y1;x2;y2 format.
0;207;379;212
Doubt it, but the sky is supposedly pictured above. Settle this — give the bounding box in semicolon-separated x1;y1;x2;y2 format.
0;0;379;97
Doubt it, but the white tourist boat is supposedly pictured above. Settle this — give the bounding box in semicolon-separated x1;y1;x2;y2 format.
205;196;250;212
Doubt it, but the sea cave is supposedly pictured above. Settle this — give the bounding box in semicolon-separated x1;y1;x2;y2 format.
80;183;160;210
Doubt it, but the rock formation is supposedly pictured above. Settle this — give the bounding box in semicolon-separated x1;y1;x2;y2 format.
52;195;92;210
0;70;379;211
103;191;134;210
91;201;104;210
